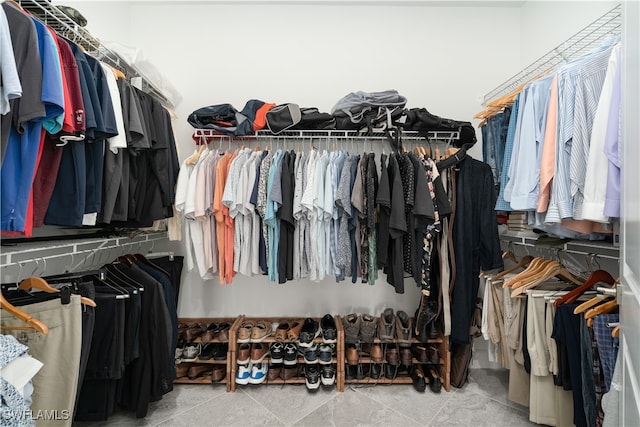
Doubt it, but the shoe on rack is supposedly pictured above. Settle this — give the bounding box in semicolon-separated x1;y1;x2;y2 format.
428;367;442;393
178;323;189;342
356;363;369;380
236;363;252;385
359;314;378;343
250;320;273;342
175;341;185;364
411;345;429;363
274;321;290;341
175;363;190;378
299;318;320;348
384;363;399;380
428;345;440;364
287;319;304;341
250;343;269;364
268;364;282;381
237;320;254;343
370;344;384;363
305;365;320;390
303;344;319;364
213;343;229;361
237;343;251;364
183;343;201;362
318;344;334;365
249;363;268;384
320;364;336;386
345;364;356;380
281;365;299;380
320;314;337;343
201;322;219;342
346;344;359;366
199;343;218;360
370;363;383;379
184;323;206;342
217;322;232;342
188;364;212;379
411;365;427;392
283;343;298;366
378;308;395;343
395;310;413;347
211;365;226;383
270;342;284;364
386;346;400;366
343;313;361;344
400;348;413;367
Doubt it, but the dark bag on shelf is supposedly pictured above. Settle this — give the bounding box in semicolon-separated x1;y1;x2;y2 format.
187;103;239;136
291;107;336;130
266;103;302;134
402;107;477;147
332;90;407;133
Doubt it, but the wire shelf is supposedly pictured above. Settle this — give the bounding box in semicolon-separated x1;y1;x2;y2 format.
192;128;460;142
482;3;622;104
19;0;174;107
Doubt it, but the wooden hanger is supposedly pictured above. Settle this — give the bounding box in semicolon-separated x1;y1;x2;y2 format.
503;257;552;288
573;276;618;314
584;299;618;319
19;277;97;307
611;324;620;338
186;144;207;166
490;255;534;282
553;270;614;307
0;294;49;334
511;262;583;297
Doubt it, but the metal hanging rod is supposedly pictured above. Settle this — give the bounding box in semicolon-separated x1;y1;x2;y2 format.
483;3;622;104
18;0;174;108
192;128;460;142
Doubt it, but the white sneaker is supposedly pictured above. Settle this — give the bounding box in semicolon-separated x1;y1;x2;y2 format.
182;343;200;362
236;363;252;385
248;363;268;384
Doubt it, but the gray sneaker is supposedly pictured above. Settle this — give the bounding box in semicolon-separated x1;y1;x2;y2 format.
343;313;361;344
359;314;378;343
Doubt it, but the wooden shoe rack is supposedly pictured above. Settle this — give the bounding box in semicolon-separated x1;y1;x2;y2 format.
174;316;243;392
338;317;451;392
229;316;344;392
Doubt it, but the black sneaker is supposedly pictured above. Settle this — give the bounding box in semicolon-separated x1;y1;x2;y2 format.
318;344;334;365
283;343;298;366
320;364;336;386
305;365;320;390
270;342;284;364
303;344;319;364
320;314;337;344
299;318;320;348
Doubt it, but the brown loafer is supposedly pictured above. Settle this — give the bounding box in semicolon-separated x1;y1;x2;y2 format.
187;364;212;379
211;365;226;383
250;343;269;363
287;319;304;341
185;323;206;342
237;343;251;364
274;321;290;341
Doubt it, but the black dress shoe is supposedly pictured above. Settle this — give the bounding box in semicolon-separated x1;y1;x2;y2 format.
370;363;383;379
428;367;442;393
411;365;427;392
199;343;217;360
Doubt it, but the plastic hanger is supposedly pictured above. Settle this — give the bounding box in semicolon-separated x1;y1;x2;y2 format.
18;277;97;307
0;294;49;334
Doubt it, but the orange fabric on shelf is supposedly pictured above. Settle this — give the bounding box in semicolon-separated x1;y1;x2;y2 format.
253;102;276;131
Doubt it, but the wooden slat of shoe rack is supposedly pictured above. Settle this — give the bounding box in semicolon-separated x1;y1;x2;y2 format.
229;316;344;392
175;316;244;392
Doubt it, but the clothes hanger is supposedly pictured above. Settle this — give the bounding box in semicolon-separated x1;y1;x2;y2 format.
553;269;614;307
573;276;618;314
490;255;534;283
584;299;618;319
18;277;97;307
511;261;583;297
0;294;49;334
611;324;620;338
502;257;553;288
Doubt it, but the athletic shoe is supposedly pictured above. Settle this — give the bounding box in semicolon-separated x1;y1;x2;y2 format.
236;363;252;385
182;343;200;362
305;365;320;390
250;343;269;364
270;342;284;364
298;318;320;348
303;344;319;364
318;344;334;364
320;364;336;386
320;314;337;343
248;363;268;384
283;343;298;366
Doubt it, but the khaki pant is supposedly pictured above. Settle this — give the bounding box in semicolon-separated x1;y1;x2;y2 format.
1;296;82;427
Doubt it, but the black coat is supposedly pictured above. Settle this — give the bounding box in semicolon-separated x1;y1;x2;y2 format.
451;156;503;345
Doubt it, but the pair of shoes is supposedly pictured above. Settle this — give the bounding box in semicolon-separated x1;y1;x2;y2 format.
188;363;212;379
303;343;334;364
344;313;378;344
237;343;269;364
320;314;337;343
299;318;321;347
184;323;206;342
237;319;273;343
267;363;300;381
211;365;226;383
182;343;201;362
200;343;229;361
411;344;439;364
202;322;232;342
273;319;304;341
427;366;442;393
236;363;268;385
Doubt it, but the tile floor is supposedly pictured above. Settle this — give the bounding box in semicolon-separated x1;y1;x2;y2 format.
73;369;538;427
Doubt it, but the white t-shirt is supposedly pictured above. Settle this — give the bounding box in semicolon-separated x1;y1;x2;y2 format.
0;6;22;115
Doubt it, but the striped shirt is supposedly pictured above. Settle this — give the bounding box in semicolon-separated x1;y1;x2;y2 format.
494;94;521;211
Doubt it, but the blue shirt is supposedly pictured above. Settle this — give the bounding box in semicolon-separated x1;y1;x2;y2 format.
495;95;520;211
265;149;283;282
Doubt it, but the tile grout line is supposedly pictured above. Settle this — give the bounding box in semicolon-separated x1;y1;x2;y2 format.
459;384;530;415
423;386;458;426
350;385;434;426
287;392;343;426
239;386;291;426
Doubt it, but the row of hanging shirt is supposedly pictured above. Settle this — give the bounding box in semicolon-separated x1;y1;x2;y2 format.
174;139;451;292
482;34;622;240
